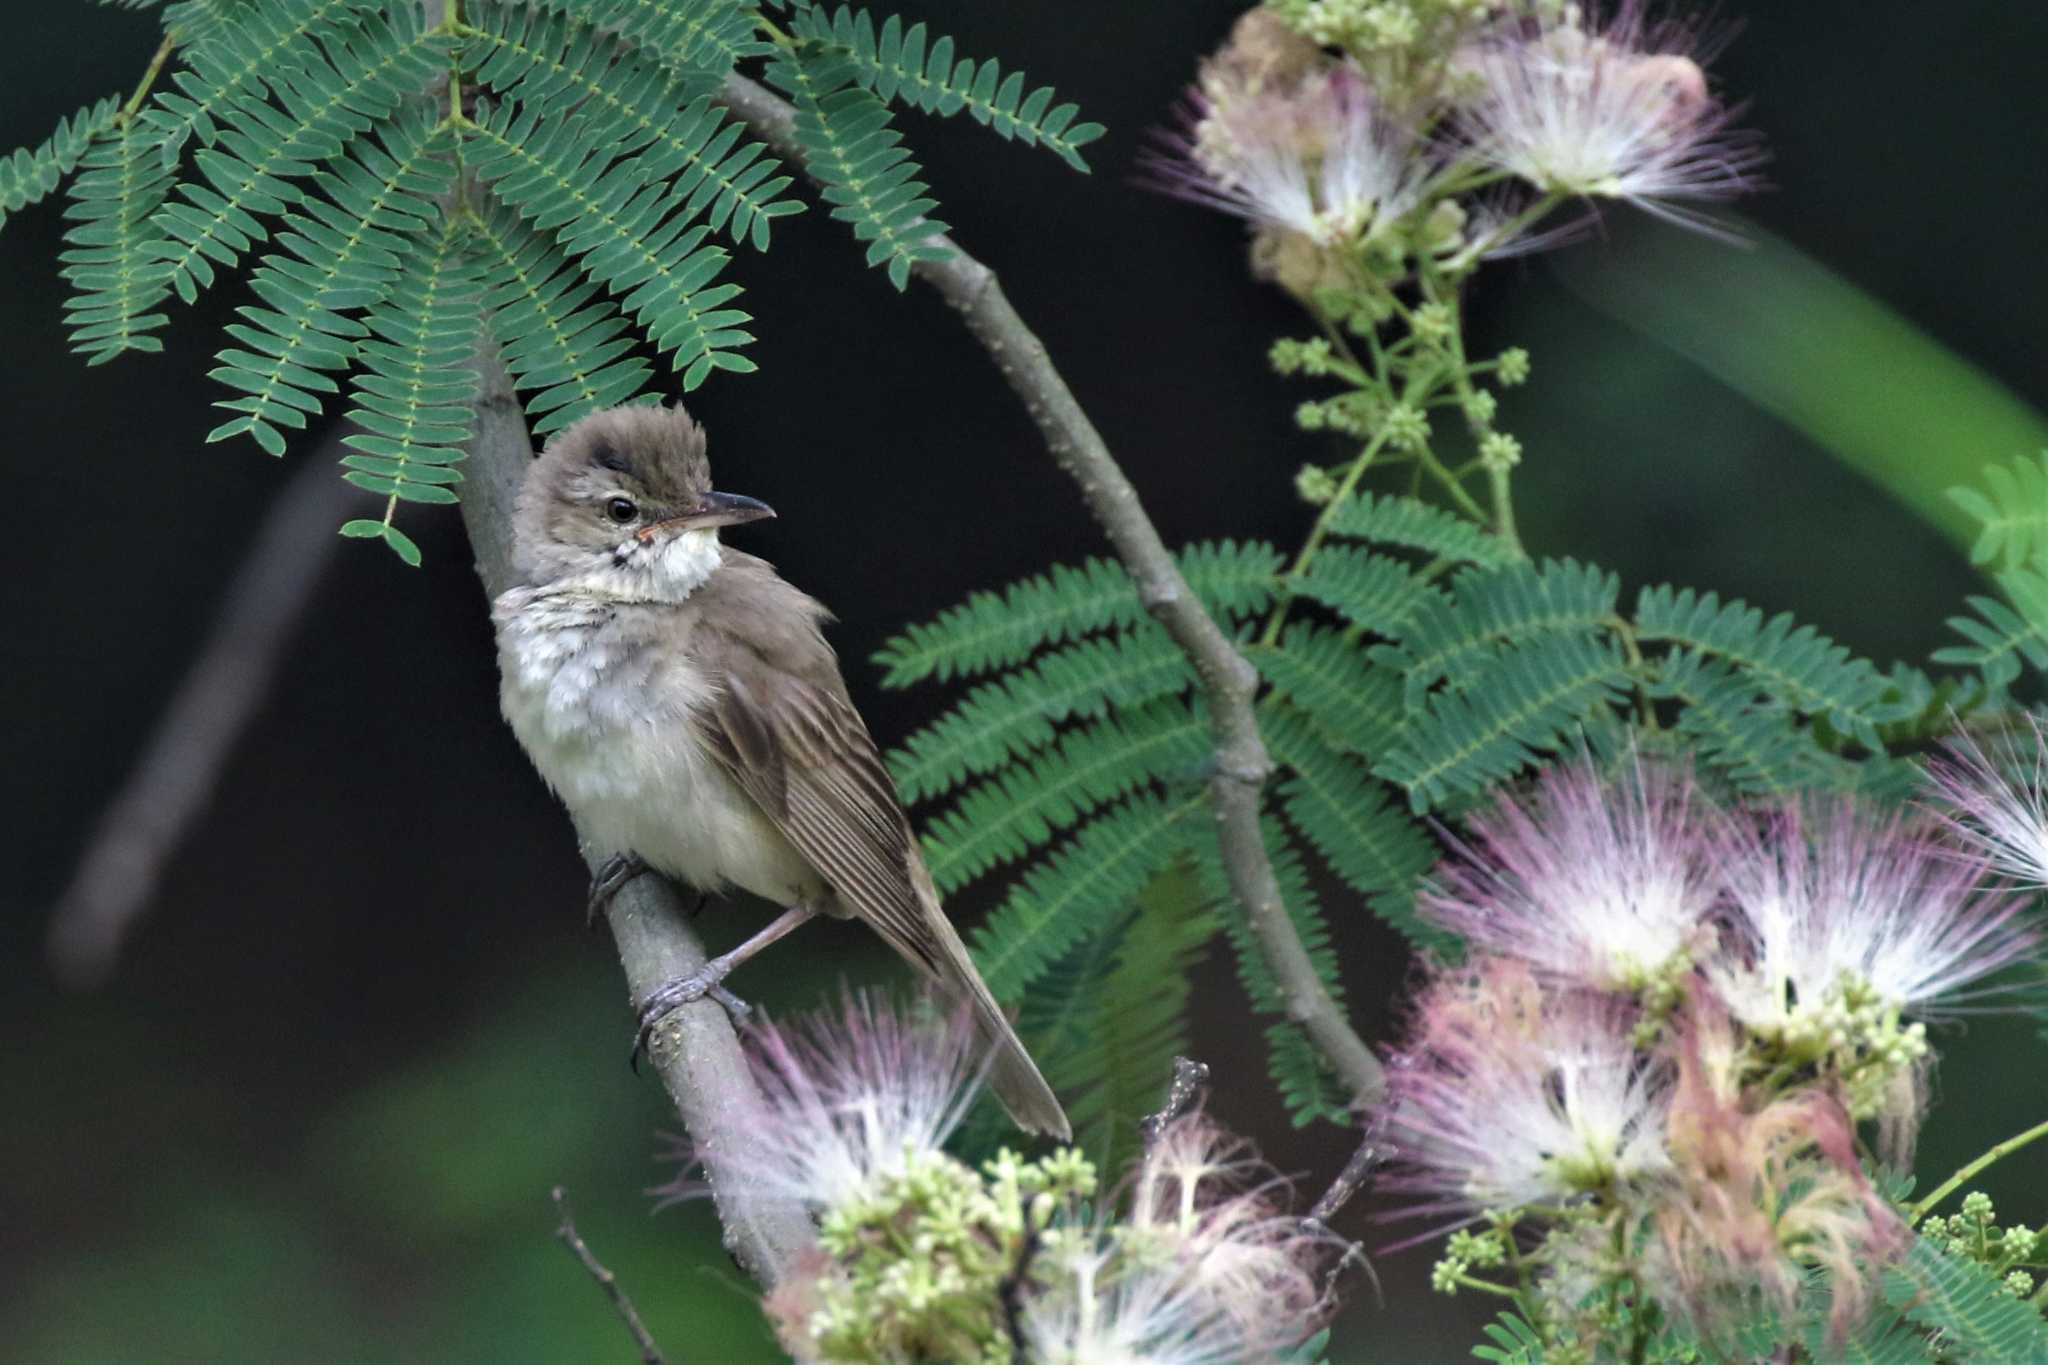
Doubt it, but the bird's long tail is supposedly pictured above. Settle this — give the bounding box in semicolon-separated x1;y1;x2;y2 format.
914;882;1071;1140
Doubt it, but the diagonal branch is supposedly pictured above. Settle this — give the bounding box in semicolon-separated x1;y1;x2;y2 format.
457;341;816;1289
716;73;1387;1111
46;446;359;987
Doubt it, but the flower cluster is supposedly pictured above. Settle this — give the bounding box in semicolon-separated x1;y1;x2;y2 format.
1373;758;2041;1345
1922;1192;2048;1303
1152;1;1765;298
678;993;1338;1364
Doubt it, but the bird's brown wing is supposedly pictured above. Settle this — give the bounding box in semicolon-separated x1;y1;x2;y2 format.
705;639;947;978
691;559;1069;1137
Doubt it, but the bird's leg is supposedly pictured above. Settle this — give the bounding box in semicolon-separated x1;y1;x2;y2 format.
586;852;656;926
632;903;821;1063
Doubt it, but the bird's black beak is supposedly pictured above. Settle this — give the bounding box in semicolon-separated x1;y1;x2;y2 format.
639;490;777;540
694;490;776;528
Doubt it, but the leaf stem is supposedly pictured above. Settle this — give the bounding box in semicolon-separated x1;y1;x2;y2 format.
118;34;178;127
1257;424;1394;647
1452;1273;1519;1299
1909;1116;2048;1227
1422;265;1524;559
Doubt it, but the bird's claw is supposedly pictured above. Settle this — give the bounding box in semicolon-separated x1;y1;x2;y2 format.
587;853;653;926
629;967;751;1071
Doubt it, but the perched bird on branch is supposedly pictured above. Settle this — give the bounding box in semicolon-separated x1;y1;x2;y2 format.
492;402;1070;1139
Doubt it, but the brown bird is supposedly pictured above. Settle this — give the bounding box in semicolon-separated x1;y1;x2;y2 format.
492;402;1069;1139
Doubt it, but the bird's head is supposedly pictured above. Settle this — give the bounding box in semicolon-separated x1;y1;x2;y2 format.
512;403;775;599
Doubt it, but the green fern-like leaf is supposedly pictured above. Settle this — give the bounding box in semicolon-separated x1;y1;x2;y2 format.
876;540;1283;687
1251;624;1406;758
1262;1020;1348;1129
59;121;178;362
140;0;384;167
1633;584;1894;746
1264;702;1446;949
145;6;449;306
543;0;768;76
969;793;1199;1000
1016;867;1216;1175
156;0;256;53
888;629;1194;804
766;41;950;289
921;700;1210;897
1935;560;2048;689
1951;453;2048;570
464;91;755;389
469;203;655;435
787;6;1106;172
465;3;802;251
1291;543;1440;635
1325;490;1518;569
207;108;456;454
1377;631;1631;809
1646;650;1858;797
0;96;121;233
1473;1309;1545;1364
1798;1313;1933;1365
1886;1235;2048;1361
1374;558;1619;709
337;219;482;530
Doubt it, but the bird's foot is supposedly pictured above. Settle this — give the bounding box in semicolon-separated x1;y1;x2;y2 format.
630;965;751;1070
587;853;654;926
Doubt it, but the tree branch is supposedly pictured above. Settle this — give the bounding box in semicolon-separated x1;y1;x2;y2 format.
456;341;816;1288
47;447;359;987
716;72;1387;1110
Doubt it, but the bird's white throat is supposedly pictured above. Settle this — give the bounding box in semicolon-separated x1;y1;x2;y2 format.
648;527;724;599
554;527;724;602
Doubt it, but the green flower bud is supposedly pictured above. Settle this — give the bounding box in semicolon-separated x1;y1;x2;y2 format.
1430;1254;1468;1294
1296;464;1340;504
1411;300;1454;342
1383;402;1430;450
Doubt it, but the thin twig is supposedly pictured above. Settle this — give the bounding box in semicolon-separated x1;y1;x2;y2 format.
1908;1115;2048;1227
1301;1131;1386;1303
716;72;1388;1111
1306;1132;1388;1227
997;1210;1042;1365
551;1186;669;1365
1139;1056;1211;1146
46;447;361;987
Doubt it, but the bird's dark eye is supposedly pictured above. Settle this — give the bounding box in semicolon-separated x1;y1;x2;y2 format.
605;497;638;525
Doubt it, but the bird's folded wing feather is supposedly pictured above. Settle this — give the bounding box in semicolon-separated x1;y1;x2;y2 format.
699;630;947;978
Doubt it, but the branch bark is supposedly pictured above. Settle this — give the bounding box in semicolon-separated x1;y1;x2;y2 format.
457;342;816;1288
716;74;1387;1110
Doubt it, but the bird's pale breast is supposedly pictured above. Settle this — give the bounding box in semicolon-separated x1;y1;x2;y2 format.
493;586;824;907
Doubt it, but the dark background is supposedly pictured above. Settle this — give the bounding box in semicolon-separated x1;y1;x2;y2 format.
4;3;2045;1361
